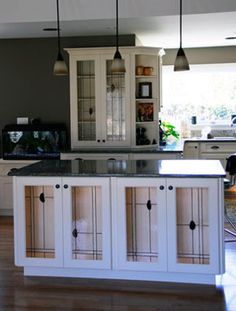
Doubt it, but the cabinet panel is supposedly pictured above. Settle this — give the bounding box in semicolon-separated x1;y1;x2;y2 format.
167;178;223;274
14;177;63;267
63;177;111;269
114;178;167;271
77;59;97;142
183;142;200;159
70;54;100;147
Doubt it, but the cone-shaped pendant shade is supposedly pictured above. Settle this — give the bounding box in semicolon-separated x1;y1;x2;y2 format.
53;0;68;76
174;0;190;72
53;51;68;76
111;0;126;73
174;47;190;71
111;49;126;73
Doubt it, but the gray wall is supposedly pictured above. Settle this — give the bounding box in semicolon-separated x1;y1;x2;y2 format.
0;35;235;154
0;34;135;153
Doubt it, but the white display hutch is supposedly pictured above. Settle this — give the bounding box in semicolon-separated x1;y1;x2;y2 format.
65;46;163;149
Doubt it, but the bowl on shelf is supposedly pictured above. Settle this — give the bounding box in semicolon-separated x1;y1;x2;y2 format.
143;67;153;76
136;66;144;75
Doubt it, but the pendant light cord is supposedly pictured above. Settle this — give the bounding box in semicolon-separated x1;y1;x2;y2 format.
116;0;119;52
180;0;182;48
56;0;61;53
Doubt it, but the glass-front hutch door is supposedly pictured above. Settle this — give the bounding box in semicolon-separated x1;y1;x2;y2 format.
114;178;167;271
166;178;223;274
14;177;63;267
100;54;131;147
70;55;101;147
62;177;111;269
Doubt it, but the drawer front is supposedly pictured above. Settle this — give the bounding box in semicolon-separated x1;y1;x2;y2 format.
200;142;236;153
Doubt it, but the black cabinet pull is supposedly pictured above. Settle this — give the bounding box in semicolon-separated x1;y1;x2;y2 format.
146;200;152;210
72;228;78;238
168;186;173;190
189;220;196;230
159;185;164;190
64;184;68;189
102;139;106;143
39;193;45;203
55;184;60;189
97;139;100;142
108;158;116;160
211;145;220;150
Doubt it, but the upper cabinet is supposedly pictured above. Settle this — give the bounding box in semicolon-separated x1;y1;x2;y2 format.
66;47;163;149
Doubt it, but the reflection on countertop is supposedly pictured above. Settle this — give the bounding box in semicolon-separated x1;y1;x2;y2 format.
62;142;183;154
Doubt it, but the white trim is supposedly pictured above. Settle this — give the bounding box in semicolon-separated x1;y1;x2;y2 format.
24;266;217;285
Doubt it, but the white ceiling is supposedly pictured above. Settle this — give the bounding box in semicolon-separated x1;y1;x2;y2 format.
0;0;236;48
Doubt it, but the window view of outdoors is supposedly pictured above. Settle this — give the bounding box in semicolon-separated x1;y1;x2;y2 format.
160;64;236;138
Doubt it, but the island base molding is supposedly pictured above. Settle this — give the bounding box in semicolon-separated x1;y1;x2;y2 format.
24;267;216;285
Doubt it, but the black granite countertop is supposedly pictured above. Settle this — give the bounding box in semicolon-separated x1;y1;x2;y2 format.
184;138;236;143
8;159;225;178
62;143;183;154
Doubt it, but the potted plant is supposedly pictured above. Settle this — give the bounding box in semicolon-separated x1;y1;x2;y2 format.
159;120;180;145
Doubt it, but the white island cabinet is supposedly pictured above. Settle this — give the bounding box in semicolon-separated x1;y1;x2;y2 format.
12;159;225;284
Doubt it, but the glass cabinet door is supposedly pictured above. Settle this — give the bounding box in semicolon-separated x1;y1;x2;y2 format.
101;54;130;146
167;178;222;274
114;178;167;271
15;177;63;267
62;177;111;269
76;58;99;143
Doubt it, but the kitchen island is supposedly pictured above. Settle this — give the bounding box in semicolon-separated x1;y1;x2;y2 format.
10;159;225;284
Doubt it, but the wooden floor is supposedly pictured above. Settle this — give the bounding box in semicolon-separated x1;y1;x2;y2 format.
0;217;235;311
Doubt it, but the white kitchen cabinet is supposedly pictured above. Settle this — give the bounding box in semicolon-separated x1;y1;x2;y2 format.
14;176;111;270
62;177;111;269
113;178;167;272
183;141;200;159
66;47;163;149
0;160;37;215
113;177;224;276
133;50;162;147
183;140;236;172
166;178;224;274
66;48;131;148
13;172;224;284
14;177;63;267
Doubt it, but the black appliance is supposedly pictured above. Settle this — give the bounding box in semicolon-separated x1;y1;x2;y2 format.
2;124;67;160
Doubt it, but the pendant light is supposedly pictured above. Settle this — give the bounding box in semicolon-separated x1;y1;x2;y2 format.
53;0;68;76
174;0;190;71
111;0;126;73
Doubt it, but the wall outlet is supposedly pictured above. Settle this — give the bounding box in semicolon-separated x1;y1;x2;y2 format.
17;117;29;124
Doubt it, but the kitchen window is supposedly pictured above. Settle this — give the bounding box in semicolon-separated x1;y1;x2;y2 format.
160;63;236;138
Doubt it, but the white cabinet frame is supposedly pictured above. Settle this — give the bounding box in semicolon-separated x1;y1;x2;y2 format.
62;177;111;269
14;176;63;267
166;178;225;274
113;177;167;271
